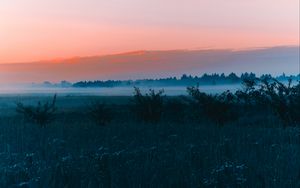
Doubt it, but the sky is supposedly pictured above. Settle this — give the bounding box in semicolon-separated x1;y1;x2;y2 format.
0;46;299;84
0;0;299;63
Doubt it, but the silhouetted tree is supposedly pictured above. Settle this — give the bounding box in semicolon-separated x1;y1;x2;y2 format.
132;87;165;123
16;94;57;127
187;85;237;126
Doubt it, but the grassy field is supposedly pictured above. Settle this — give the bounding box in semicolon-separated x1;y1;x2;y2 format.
0;94;299;188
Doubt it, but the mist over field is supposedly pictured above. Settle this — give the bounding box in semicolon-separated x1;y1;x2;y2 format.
0;85;242;97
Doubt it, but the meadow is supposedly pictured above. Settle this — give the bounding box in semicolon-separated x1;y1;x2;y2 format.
0;78;299;188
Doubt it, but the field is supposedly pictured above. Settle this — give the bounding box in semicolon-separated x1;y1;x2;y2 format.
0;93;300;188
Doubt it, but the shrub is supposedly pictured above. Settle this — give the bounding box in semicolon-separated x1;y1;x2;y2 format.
235;77;262;106
16;94;57;127
88;101;112;126
235;77;300;127
132;87;164;123
258;78;300;126
289;82;300;123
187;85;237;126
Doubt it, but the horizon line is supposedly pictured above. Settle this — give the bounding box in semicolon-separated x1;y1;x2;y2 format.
6;72;300;86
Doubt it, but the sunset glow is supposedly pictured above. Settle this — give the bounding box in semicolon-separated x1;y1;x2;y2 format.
0;0;299;63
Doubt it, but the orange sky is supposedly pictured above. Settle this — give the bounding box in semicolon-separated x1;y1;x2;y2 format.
0;0;299;63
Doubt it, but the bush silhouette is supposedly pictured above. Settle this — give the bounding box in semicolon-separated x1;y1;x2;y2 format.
187;85;237;126
234;77;300;127
235;77;262;105
258;78;300;126
132;87;164;123
16;94;57;127
289;82;300;123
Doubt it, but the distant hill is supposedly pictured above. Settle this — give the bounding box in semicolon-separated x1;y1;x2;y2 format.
0;46;298;84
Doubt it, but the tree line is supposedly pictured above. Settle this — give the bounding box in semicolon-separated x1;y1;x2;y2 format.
37;72;299;88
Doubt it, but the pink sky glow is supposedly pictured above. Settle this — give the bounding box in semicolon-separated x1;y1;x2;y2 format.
0;0;299;63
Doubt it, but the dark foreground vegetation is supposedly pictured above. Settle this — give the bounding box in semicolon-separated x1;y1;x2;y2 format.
0;78;299;187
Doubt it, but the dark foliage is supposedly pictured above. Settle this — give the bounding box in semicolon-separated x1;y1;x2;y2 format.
235;77;300;126
16;94;57;127
73;80;123;87
187;85;237;126
186;78;300;127
235;77;263;106
132;87;165;123
257;78;300;126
